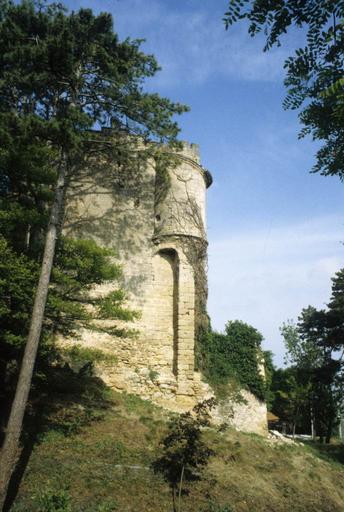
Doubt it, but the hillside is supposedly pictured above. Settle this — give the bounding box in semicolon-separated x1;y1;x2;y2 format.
5;372;344;512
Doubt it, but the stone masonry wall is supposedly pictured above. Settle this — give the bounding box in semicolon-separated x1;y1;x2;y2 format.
63;143;209;410
63;141;268;431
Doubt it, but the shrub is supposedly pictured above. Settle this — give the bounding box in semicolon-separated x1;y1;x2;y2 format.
198;320;267;401
36;488;72;512
153;399;216;512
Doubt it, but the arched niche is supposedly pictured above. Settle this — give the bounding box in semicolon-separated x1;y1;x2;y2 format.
152;248;179;377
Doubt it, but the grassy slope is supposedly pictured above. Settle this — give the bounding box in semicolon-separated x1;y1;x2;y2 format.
9;385;344;512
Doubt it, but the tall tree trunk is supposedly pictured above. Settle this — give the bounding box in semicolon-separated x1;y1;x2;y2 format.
326;417;333;444
177;464;185;512
310;404;316;440
292;406;299;439
0;162;67;510
172;486;177;512
28;198;46;259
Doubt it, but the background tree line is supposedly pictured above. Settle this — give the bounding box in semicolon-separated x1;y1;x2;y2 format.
269;269;344;442
198;267;344;443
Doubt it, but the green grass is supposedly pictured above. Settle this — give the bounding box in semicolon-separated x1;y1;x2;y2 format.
302;439;344;466
7;382;344;512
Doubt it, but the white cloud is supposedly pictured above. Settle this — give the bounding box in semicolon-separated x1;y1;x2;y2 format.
207;215;344;366
110;0;299;86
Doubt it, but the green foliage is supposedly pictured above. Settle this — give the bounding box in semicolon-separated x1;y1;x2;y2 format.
54;238;121;286
0;235;133;352
271;366;312;434
224;321;266;400
0;117;58;255
278;270;344;441
61;345;118;368
96;290;139;323
0;0;188;437
36;487;72;512
0;0;188;183
148;368;159;382
8;384;344;511
200;505;233;512
48;237;137;339
153;399;216;511
328;268;344;317
198;320;267;401
94;500;118;512
263;350;275;410
0;236;38;349
280;317;322;369
0;233;135;435
0;0;187;345
8;3;184;123
224;1;344;179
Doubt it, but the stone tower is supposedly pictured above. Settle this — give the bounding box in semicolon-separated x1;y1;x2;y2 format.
148;143;212;399
63;138;268;432
63;141;212;410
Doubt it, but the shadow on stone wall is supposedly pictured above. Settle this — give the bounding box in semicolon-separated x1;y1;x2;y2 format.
63;153;155;296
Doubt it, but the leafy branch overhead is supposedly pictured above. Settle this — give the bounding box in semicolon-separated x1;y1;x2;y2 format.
224;0;344;179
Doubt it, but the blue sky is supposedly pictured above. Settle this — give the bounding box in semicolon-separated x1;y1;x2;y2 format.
65;0;344;366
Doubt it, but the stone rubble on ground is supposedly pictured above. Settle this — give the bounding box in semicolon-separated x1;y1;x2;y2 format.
267;430;298;445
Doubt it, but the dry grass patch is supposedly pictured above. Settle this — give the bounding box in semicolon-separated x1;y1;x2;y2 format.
8;389;344;512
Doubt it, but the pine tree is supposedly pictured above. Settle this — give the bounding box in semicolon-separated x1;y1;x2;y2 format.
0;1;188;505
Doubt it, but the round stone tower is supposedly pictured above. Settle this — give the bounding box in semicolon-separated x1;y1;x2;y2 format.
151;143;212;396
